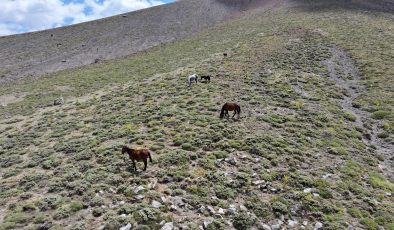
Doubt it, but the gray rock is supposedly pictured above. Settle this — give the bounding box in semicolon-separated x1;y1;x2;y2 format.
303;188;312;193
135;195;145;200
198;205;207;214
203;220;213;230
252;180;265;185
322;173;332;179
134;185;145;193
148;179;158;189
207;206;216;214
53;97;64;105
152;200;162;209
271;224;280;230
260;224;271;230
120;223;132;230
314;222;323;230
225;157;237;166
217;208;225;215
37;223;52;230
288;220;298;227
228;204;237;215
161;222;173;230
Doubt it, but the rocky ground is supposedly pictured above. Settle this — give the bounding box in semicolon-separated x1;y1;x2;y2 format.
0;1;393;230
0;0;279;84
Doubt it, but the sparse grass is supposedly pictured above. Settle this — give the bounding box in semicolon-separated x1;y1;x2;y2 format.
0;4;393;230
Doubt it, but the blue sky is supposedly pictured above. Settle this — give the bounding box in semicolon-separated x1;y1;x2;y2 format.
0;0;175;36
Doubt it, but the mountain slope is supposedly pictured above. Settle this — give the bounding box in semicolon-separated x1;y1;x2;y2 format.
0;0;280;84
0;1;393;230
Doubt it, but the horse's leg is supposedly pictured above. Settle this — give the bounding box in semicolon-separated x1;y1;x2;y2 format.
143;159;147;171
232;110;236;118
133;159;137;171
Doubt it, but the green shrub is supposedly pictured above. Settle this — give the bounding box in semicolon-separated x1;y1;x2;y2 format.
213;151;228;159
0;222;16;230
385;223;394;230
70;201;84;212
377;132;389;139
371;111;391;120
207;220;227;230
361;218;378;230
369;172;393;191
344;112;357;122
232;212;255;230
348;208;363;218
272;201;288;215
4;212;29;224
214;185;235;199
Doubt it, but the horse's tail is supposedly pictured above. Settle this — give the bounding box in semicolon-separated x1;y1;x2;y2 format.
148;151;152;162
238;105;241;115
220;106;225;119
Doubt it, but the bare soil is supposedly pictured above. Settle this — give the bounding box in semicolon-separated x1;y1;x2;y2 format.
323;46;394;179
0;0;390;85
0;0;278;84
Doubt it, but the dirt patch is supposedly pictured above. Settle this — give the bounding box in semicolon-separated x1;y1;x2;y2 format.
0;93;26;106
0;0;284;84
55;85;73;92
323;46;394;179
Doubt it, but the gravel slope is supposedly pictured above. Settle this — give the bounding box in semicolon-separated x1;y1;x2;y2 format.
0;0;277;84
0;0;391;84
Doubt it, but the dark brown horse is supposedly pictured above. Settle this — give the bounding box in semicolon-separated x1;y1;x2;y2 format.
122;146;152;171
220;103;241;119
200;75;211;82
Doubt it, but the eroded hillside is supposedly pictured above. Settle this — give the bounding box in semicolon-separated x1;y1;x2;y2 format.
0;0;279;84
0;2;393;230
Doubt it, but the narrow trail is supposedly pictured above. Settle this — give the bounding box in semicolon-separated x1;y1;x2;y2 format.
323;46;394;180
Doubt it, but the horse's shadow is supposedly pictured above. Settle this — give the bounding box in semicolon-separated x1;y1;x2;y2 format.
125;165;142;174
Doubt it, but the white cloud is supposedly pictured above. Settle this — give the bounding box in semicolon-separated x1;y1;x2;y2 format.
0;0;166;36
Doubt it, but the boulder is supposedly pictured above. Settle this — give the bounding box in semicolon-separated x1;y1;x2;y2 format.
120;223;132;230
53;97;64;105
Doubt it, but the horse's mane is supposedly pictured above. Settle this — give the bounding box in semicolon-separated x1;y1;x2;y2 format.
123;145;146;151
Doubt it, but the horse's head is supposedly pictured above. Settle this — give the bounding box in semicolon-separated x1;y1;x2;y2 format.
121;146;129;155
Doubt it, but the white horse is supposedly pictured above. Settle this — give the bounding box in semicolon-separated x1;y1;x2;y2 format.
187;74;198;87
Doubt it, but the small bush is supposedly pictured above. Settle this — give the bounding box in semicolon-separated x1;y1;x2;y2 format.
344;112;357;122
70;201;84;212
272;201;288;215
361;218;378;230
232;212;255;230
371;111;391;120
369;172;393;191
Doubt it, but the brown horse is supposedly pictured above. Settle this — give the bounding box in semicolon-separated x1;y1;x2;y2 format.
122;146;152;171
220;103;241;119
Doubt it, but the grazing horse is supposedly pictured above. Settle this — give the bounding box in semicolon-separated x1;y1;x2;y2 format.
220;103;241;119
200;75;211;82
187;74;198;87
122;146;152;171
